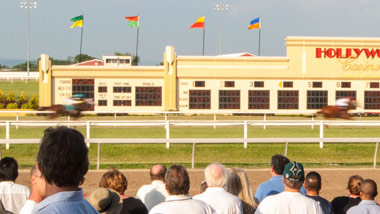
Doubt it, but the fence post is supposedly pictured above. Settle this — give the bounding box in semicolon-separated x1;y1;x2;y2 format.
86;121;90;148
244;121;248;148
319;121;324;148
284;140;288;157
166;121;170;149
311;114;314;129
263;114;266;129
6;121;9;150
114;113;117;129
16;113;19;130
97;143;101;170
192;143;196;169
374;142;379;169
214;114;216;130
165;113;168;122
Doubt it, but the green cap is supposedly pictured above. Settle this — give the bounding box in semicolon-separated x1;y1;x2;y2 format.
283;161;305;182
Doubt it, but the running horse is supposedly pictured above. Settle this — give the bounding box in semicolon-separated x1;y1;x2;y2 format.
316;99;357;119
41;99;94;119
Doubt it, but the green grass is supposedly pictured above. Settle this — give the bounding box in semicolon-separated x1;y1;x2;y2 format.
0;80;39;99
1;125;380;169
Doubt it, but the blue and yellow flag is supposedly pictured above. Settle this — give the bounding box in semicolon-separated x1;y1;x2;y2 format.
248;17;260;30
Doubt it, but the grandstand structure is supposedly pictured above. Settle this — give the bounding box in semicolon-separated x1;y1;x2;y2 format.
39;36;380;114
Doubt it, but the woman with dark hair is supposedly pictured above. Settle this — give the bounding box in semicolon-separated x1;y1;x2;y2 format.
331;175;363;214
99;169;148;214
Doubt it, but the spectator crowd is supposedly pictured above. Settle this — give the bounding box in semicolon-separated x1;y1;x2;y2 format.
0;126;379;213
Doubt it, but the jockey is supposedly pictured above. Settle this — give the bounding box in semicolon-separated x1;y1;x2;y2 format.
335;97;353;110
64;94;85;111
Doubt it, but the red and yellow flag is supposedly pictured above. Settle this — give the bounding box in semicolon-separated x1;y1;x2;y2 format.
190;16;205;29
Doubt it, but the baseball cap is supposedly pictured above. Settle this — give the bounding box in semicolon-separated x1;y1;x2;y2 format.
283;161;305;182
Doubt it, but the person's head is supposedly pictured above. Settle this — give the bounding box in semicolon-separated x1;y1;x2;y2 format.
150;164;167;181
271;154;290;175
225;168;256;213
304;171;321;193
165;164;190;195
0;157;18;182
204;163;228;188
200;181;208;193
347;175;363;196
99;169;128;195
360;179;378;200
37;126;89;188
282;161;305;190
87;188;123;214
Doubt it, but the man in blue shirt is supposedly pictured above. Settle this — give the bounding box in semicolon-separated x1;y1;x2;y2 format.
32;126;98;214
254;154;289;203
347;179;380;214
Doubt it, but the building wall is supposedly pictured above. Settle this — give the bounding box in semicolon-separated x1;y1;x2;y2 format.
39;37;380;113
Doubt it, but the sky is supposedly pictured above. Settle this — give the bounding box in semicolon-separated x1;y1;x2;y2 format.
2;0;380;65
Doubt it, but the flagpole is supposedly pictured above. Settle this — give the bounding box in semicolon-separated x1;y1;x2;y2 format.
202;20;205;56
135;24;139;65
79;15;84;63
258;16;261;56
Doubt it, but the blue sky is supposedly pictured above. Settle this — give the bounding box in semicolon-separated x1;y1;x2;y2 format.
1;0;380;65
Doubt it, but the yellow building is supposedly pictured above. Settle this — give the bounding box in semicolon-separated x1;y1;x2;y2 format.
39;36;380;114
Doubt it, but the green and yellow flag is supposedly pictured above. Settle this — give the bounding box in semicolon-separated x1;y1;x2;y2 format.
70;15;83;28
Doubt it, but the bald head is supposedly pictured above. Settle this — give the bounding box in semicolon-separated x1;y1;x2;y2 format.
360;179;378;200
204;163;227;187
150;164;167;181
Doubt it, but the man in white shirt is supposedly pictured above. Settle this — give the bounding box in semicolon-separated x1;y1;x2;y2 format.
20;165;44;214
0;157;30;214
193;163;243;214
255;161;321;214
149;164;215;214
136;164;169;210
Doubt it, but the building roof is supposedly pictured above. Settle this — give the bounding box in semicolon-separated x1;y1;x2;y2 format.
71;59;104;66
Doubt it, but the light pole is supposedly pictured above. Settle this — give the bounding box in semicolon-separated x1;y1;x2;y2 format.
214;4;228;55
20;1;37;76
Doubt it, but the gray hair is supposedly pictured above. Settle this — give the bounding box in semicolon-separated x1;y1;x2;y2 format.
204;163;227;187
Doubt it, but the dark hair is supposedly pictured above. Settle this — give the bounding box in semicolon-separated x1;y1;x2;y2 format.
0;157;18;181
284;178;303;189
271;154;290;175
37;126;89;187
347;175;363;196
165;164;190;195
305;171;321;191
361;179;378;199
99;168;128;195
150;164;167;181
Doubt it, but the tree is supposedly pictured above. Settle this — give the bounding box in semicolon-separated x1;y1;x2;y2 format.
74;54;95;63
11;61;38;71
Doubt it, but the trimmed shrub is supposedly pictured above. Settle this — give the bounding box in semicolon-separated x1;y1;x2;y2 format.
6;103;18;109
6;91;15;103
21;103;30;109
28;94;38;109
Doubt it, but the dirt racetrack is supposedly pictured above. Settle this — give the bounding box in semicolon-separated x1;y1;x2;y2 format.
16;168;380;202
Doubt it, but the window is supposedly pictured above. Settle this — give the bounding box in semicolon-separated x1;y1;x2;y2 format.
219;90;240;109
113;100;132;106
113;87;131;93
98;100;107;106
370;82;380;88
194;81;205;87
254;81;264;88
136;87;162;106
278;90;299;109
119;59;130;64
98;86;107;93
225;81;235;88
341;82;351;88
307;91;328;109
365;91;380;109
312;82;322;88
72;79;94;111
189;90;211;109
249;90;269;109
283;81;293;88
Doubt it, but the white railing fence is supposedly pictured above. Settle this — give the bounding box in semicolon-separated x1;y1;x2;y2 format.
1;120;380;169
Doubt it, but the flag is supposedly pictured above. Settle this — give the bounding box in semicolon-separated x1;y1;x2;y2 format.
70;15;83;28
248;17;260;30
125;16;139;28
190;16;205;29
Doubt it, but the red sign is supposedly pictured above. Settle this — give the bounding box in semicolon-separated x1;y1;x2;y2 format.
316;48;380;59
